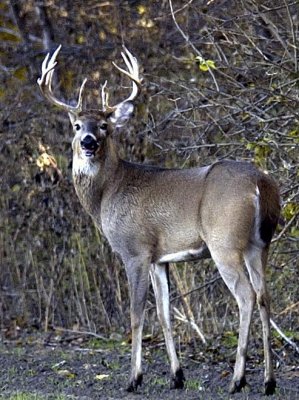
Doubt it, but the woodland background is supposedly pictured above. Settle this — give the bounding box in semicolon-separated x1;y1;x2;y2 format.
0;0;298;356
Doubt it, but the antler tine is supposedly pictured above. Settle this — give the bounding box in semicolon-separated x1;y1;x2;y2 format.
101;80;114;112
37;45;87;114
112;46;142;103
77;77;88;111
113;48;137;78
101;80;107;107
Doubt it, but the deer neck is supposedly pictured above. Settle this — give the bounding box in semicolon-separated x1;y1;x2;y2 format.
72;137;120;220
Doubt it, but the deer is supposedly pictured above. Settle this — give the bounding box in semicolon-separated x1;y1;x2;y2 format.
37;45;280;395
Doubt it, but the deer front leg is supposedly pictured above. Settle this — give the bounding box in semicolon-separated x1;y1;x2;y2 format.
150;263;185;389
125;257;150;392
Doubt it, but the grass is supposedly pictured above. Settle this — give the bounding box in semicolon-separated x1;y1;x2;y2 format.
185;378;203;391
0;393;71;400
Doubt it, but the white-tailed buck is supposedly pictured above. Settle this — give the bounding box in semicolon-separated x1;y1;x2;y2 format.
38;45;280;395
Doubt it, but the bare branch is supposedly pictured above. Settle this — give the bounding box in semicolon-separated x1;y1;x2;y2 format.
168;0;219;92
282;0;298;72
270;319;299;353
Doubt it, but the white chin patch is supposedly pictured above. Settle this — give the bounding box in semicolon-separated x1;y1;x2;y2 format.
83;150;95;158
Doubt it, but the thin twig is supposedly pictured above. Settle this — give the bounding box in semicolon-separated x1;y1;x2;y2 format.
272;212;299;243
170;275;221;303
168;0;219;92
282;0;298;72
270;319;299;353
52;326;109;341
278;301;299;315
174;307;206;344
154;0;194;20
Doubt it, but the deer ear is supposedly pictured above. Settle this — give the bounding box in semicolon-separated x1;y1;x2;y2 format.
109;102;134;127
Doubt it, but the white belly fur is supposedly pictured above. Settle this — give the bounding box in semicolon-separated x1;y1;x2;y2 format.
158;248;206;264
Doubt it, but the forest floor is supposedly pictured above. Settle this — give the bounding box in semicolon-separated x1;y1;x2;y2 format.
0;331;298;400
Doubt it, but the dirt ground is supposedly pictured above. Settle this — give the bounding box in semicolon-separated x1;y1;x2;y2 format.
0;332;298;400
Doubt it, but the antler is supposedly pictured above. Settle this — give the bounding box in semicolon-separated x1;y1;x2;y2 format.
37;45;87;114
113;46;142;102
102;46;142;111
38;45;141;114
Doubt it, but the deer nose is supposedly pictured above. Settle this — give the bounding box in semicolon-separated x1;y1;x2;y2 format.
80;134;98;151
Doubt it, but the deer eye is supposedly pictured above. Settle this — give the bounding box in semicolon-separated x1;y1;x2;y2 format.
100;122;108;130
74;123;81;131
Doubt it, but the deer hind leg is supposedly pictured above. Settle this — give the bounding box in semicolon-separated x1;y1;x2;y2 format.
125;256;150;392
211;249;256;394
244;246;276;395
150;263;185;389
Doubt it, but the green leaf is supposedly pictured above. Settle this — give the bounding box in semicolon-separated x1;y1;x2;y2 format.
199;63;209;72
198;59;217;72
206;59;216;69
282;202;299;221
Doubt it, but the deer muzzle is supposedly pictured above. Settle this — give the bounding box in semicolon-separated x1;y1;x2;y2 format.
80;134;99;157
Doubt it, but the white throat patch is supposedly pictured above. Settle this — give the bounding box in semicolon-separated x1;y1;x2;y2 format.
72;154;99;177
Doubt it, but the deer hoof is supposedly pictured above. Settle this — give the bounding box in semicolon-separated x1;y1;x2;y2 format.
265;379;276;395
127;373;143;392
170;368;185;389
229;376;247;393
